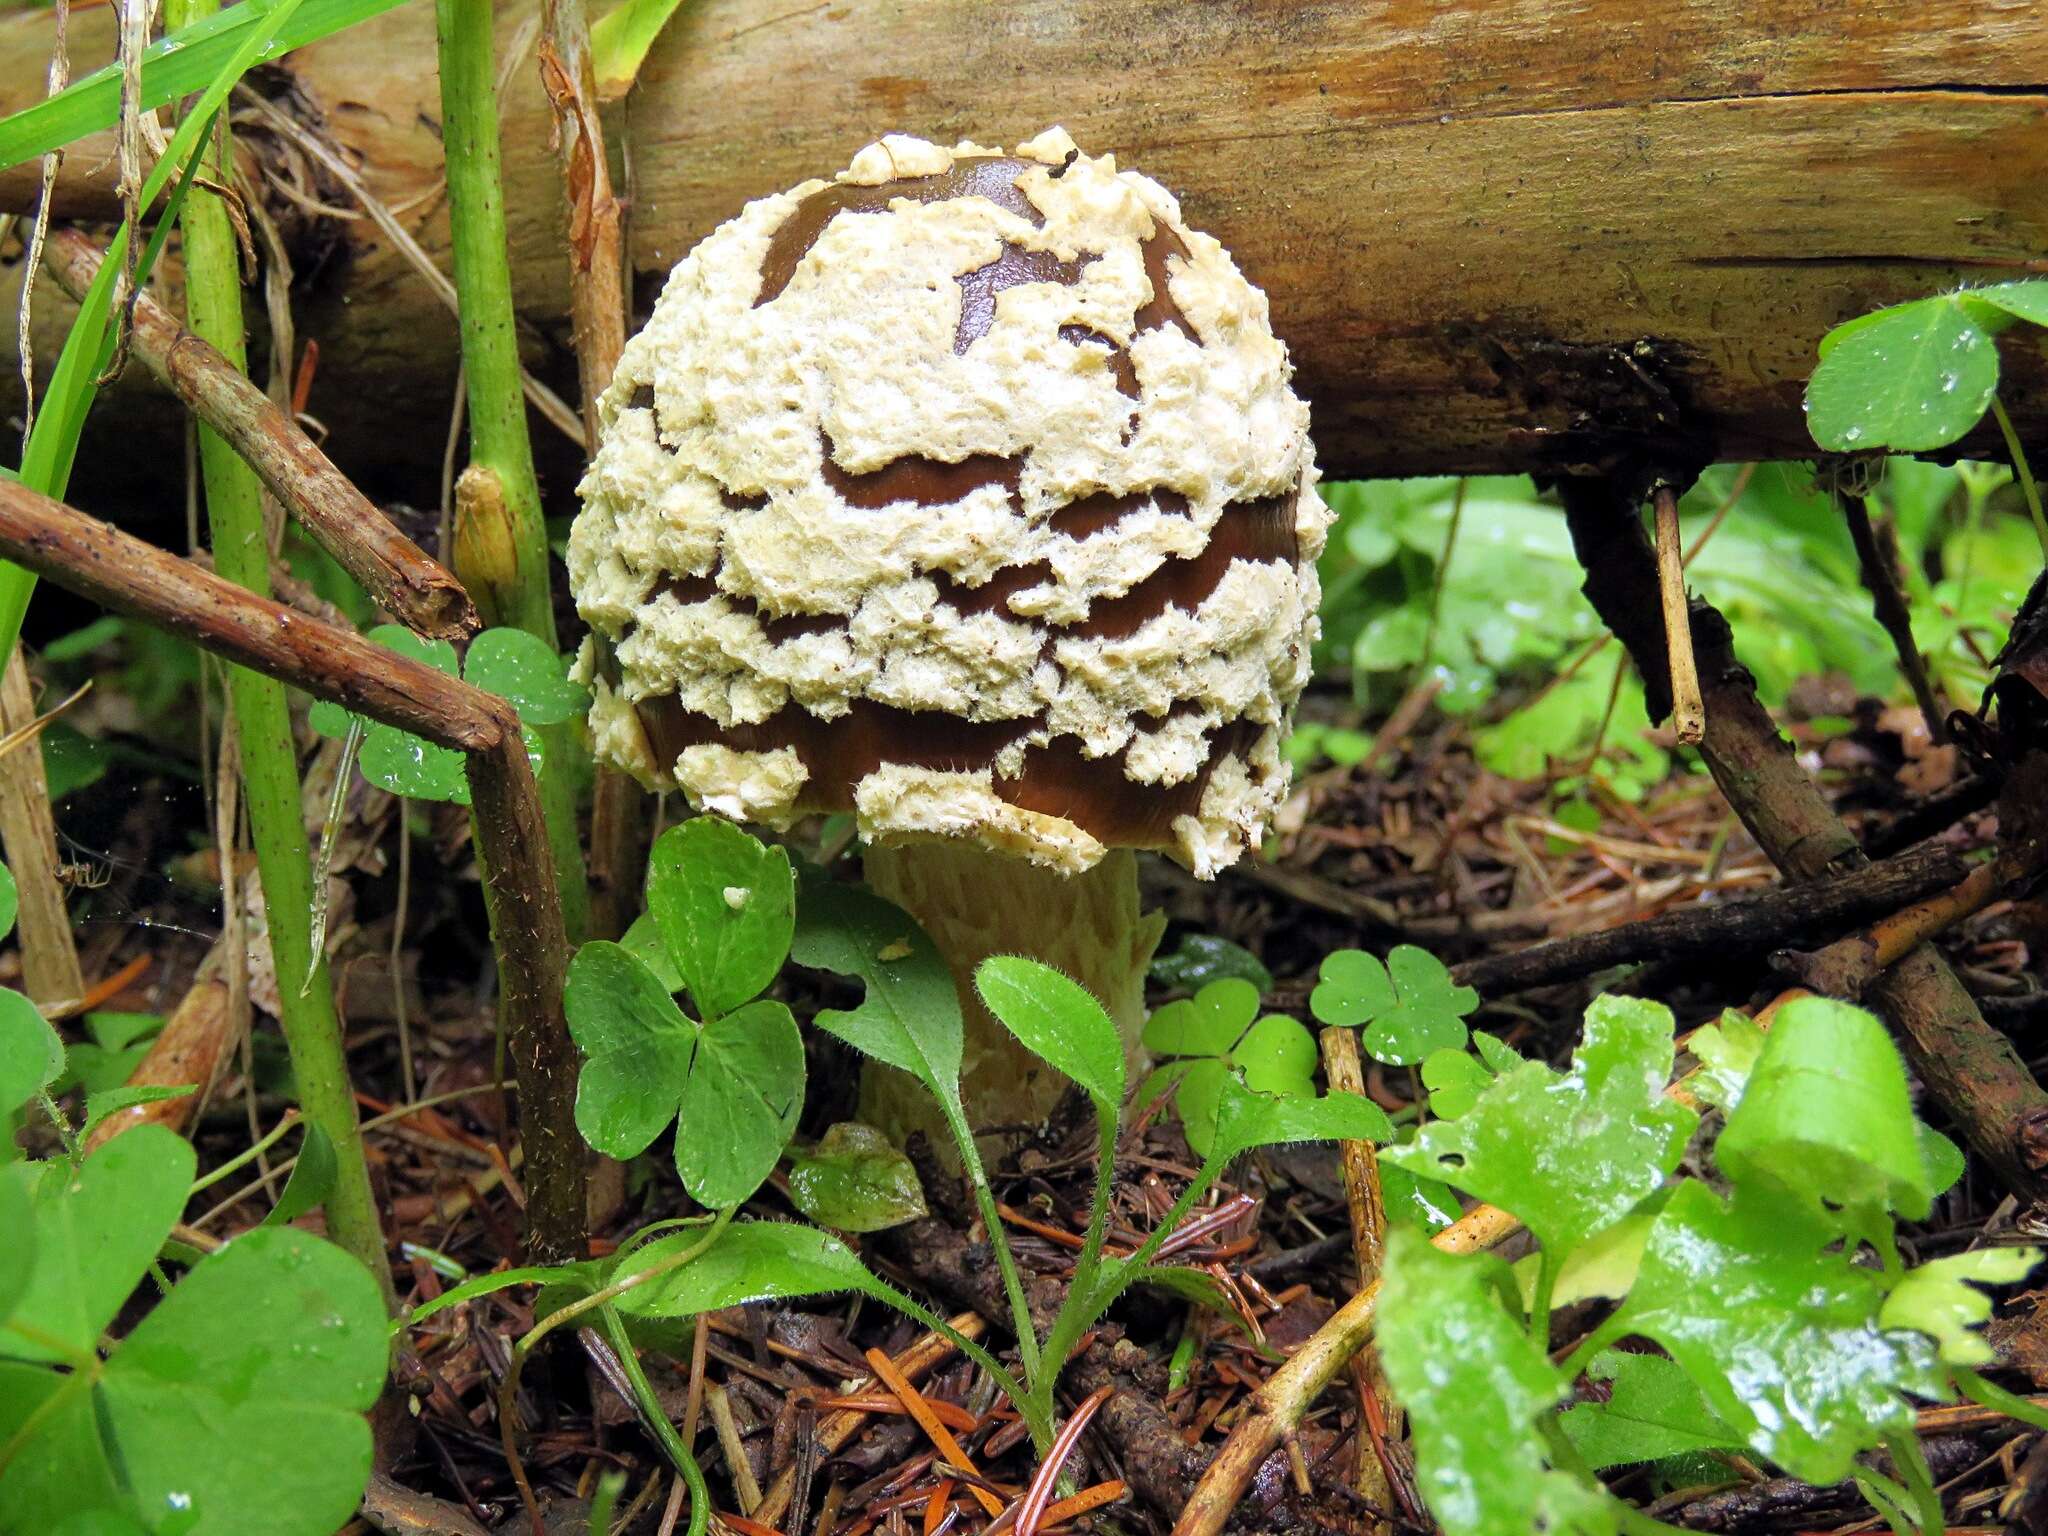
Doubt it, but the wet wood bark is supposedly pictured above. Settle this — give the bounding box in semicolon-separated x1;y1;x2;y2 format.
4;0;2046;495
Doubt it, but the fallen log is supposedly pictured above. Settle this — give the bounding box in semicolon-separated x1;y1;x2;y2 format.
3;0;2046;502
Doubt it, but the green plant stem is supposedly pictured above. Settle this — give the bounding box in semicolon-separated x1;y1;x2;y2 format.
1029;1113;1119;1427
166;0;392;1306
601;1304;710;1536
941;1097;1043;1382
186;1109;299;1194
1526;1250;1558;1352
1957;1367;2048;1432
433;0;590;941
1991;395;2048;558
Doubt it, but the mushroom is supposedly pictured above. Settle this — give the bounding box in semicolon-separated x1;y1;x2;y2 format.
568;128;1327;1146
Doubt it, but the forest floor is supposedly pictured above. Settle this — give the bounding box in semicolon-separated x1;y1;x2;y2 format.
27;661;2046;1536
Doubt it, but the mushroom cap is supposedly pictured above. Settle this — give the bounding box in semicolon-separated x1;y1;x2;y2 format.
568;129;1329;877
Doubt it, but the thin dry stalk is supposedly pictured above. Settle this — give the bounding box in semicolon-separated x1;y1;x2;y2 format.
0;647;83;1005
1652;485;1705;744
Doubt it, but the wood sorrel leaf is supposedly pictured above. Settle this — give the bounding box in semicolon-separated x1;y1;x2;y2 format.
1232;1014;1316;1096
1379;1229;1612;1536
1806;296;2001;453
1715;997;1935;1220
975;956;1125;1114
0;986;64;1115
1559;1351;1745;1471
0;1164;36;1324
792;883;962;1104
787;1122;927;1233
462;627;588;725
91;1227;385;1536
647;817;795;1022
1142;978;1257;1058
565;940;697;1159
620;910;686;993
1381;995;1694;1259
7;1124;194;1362
677;998;804;1210
1880;1248;2042;1367
1311;946;1477;1065
1612;1181;1946;1485
0;861;17;943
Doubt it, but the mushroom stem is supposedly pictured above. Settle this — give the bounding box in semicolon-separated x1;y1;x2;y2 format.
860;842;1166;1151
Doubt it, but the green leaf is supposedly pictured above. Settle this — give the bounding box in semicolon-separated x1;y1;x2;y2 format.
1472;1031;1524;1075
1880;1248;2041;1366
6;1124;196;1361
1920;1125;1966;1199
307;699;355;739
620;910;686;993
1311;946;1478;1065
975;956;1124;1113
0;988;64;1115
1150;933;1273;994
94;1227;385;1536
1170;1058;1229;1157
0;1361;130;1525
0;0;412;170
261;1122;337;1228
1422;1047;1492;1120
1962;279;2048;330
1209;1076;1392;1164
646;817;795;1021
0;1163;37;1324
80;1084;195;1143
1382;995;1695;1258
1560;1351;1746;1470
1806;297;2001;453
1611;1181;1946;1484
1715;996;1935;1221
589;0;692;98
787;1122;927;1233
1381;1160;1461;1234
1143;978;1257;1058
0;862;16;944
463;627;587;726
1686;1008;1765;1113
58;1011;164;1097
677;998;804;1210
1379;1230;1611;1536
1233;1015;1316;1096
791;883;962;1104
565;941;698;1160
616;1221;882;1318
1514;1210;1658;1312
1132;1265;1259;1340
359;721;469;804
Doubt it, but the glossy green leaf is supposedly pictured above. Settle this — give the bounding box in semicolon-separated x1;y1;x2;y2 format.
0;988;64;1115
646;817;794;1021
1880;1248;2041;1366
1471;1030;1523;1075
50;1512;152;1536
1806;297;2000;453
1560;1351;1745;1470
1920;1125;1966;1199
1381;1160;1462;1233
1311;946;1478;1065
95;1227;385;1536
0;0;411;169
1209;1075;1392;1164
1234;1015;1317;1096
1715;997;1935;1220
615;1221;882;1318
787;1122;927;1233
1513;1211;1658;1312
1149;933;1273;994
676;998;804;1209
792;883;962;1102
1612;1181;1947;1484
1963;279;2048;330
1383;995;1694;1258
976;956;1124;1113
1422;1047;1492;1120
6;1124;194;1362
619;910;686;993
1143;978;1257;1058
463;627;587;726
0;862;16;944
1685;1008;1764;1113
358;720;469;804
261;1123;338;1229
565;941;698;1159
1379;1230;1609;1536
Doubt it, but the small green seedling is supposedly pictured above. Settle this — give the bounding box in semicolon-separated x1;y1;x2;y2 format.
1140;978;1321;1155
310;624;585;804
1376;995;2046;1536
1310;944;1479;1065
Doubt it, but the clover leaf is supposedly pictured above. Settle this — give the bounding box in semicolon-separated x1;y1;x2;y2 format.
1382;995;1695;1261
312;624;568;804
1141;979;1321;1157
646;816;795;1022
1379;1230;1618;1536
1609;1180;1947;1485
1880;1248;2041;1366
1310;946;1478;1066
0;987;64;1117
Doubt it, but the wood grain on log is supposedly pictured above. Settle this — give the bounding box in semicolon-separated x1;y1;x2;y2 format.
3;0;2046;493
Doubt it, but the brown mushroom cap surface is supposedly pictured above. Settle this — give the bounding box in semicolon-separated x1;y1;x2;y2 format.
569;130;1327;875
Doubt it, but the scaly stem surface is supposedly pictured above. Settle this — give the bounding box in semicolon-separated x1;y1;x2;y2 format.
166;0;392;1304
435;0;591;940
